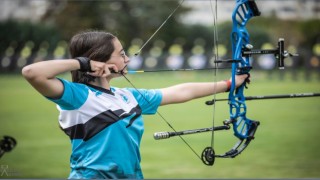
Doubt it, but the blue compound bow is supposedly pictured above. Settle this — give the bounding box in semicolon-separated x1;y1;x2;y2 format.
124;0;301;166
152;0;299;166
202;0;263;165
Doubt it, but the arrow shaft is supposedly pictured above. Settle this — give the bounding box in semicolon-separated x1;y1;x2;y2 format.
127;67;229;74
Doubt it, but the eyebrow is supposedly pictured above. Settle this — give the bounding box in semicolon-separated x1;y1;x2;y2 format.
119;48;124;53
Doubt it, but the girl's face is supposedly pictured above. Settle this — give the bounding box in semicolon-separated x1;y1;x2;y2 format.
107;38;130;74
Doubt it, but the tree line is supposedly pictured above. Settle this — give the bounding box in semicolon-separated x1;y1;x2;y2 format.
0;1;319;72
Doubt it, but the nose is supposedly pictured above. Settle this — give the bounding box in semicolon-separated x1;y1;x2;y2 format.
124;55;130;63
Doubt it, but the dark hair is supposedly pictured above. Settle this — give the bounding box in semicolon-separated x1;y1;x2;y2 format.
69;30;116;83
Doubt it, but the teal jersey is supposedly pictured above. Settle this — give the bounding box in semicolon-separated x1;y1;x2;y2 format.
48;79;162;179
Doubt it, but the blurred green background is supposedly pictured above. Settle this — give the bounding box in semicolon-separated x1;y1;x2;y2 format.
0;70;319;178
0;0;319;73
0;0;320;179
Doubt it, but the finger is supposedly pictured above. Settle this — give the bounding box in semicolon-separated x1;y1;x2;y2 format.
106;64;119;74
97;69;105;77
87;71;98;77
87;67;103;77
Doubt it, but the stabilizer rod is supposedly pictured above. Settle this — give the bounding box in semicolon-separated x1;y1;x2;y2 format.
154;125;230;140
206;92;320;105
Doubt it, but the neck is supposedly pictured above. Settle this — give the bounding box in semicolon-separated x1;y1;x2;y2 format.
89;78;110;90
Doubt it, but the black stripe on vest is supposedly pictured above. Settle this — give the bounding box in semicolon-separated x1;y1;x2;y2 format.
62;105;142;141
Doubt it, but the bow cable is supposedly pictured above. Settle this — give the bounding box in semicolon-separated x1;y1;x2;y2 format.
200;0;220;166
211;0;220;152
121;0;202;162
121;75;201;160
210;0;219;149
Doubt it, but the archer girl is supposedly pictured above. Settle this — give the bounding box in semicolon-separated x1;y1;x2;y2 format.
22;30;248;179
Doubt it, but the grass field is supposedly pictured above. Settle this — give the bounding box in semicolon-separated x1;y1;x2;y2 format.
0;70;319;178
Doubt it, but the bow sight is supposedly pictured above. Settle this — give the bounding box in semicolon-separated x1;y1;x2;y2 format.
242;38;299;69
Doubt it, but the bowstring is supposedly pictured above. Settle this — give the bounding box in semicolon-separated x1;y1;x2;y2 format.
210;0;219;150
121;75;201;160
135;0;185;56
122;0;201;161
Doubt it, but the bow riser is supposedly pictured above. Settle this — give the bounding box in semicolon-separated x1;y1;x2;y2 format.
229;0;260;140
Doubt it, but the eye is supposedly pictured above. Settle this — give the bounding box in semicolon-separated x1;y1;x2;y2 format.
120;51;126;57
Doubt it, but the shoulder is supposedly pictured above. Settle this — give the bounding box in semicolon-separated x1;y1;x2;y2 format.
48;78;90;110
59;78;87;89
124;88;162;97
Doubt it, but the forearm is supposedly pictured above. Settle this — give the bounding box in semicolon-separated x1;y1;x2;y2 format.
185;81;228;98
160;81;229;105
22;59;80;80
22;59;80;98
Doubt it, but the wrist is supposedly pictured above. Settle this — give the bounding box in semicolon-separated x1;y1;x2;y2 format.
75;57;92;72
224;79;232;92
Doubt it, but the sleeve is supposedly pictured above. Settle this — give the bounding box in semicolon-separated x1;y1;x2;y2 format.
46;78;89;110
127;88;162;115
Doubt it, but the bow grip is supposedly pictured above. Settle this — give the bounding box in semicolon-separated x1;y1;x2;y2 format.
236;67;252;75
